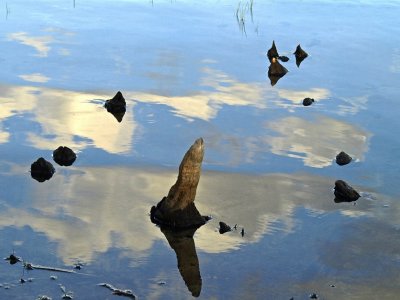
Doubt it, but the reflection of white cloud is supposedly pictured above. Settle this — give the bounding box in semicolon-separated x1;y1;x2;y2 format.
7;32;53;57
19;73;50;83
0;166;393;264
337;95;368;115
129;67;335;121
265;116;370;168
130;67;268;121
341;210;367;217
0;84;38;122
0;85;136;154
0;124;10;144
278;87;330;107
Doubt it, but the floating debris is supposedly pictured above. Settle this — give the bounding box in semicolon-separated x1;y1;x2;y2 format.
294;44;308;67
302;97;315;106
31;157;55;182
50;275;58;280
278;55;289;62
157;280;166;286
23;262;76;273
53;146;76;166
309;292;318;299
98;283;136;299
336;151;352;166
219;222;232;234
334;180;360;203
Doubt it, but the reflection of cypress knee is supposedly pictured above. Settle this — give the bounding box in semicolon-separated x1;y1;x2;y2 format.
150;138;208;229
267;57;288;86
268;57;288;76
161;227;202;297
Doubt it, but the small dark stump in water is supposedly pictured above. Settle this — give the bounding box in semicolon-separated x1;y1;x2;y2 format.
303;98;315;106
334;180;360;203
31;157;55;182
5;253;21;265
219;222;232;234
309;293;318;299
53;146;76;166
104;91;126;114
294;44;308;67
336;151;352;166
278;55;289;62
267;40;279;62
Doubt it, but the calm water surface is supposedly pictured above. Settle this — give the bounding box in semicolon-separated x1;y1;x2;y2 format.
1;0;400;299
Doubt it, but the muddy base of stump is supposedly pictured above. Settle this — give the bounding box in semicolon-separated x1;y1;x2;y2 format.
150;198;208;230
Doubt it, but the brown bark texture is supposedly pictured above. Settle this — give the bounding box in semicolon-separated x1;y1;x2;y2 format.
150;138;207;229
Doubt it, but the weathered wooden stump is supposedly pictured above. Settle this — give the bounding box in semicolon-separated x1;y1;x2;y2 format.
150;138;208;229
267;40;279;62
336;151;352;166
104;91;126;114
219;221;232;234
303;98;315;106
294;44;308;67
53;146;76;166
334;180;360;202
30;157;55;182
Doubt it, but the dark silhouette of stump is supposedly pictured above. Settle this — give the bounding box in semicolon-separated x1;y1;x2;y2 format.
334;180;360;202
267;41;279;63
219;221;232;234
278;56;289;62
53;146;76;166
294;44;308;67
336;151;352;166
150;138;208;229
161;227;202;297
303;98;315;106
104;91;126;122
268;57;288;86
31;157;55;182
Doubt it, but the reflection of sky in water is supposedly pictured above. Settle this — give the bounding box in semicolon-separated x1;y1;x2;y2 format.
1;0;400;299
0;166;399;299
